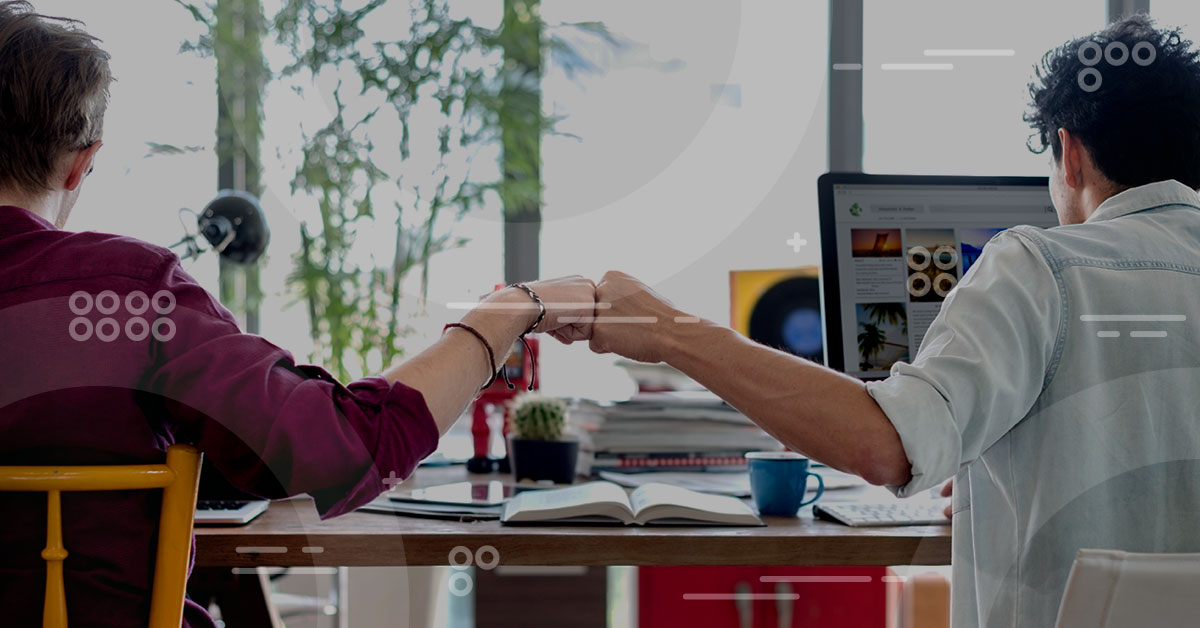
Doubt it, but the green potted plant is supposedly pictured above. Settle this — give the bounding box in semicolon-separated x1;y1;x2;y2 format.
507;394;579;484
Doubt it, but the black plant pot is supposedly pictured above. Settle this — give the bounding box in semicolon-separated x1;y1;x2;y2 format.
508;438;580;484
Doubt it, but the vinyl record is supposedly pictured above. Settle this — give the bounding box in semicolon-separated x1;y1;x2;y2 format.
747;276;823;362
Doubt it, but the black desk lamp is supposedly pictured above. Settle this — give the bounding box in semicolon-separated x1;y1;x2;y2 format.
171;190;270;264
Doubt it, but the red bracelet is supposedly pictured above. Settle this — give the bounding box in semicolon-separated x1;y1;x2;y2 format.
444;323;499;390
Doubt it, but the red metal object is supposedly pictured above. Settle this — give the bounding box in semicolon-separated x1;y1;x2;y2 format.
470;335;539;463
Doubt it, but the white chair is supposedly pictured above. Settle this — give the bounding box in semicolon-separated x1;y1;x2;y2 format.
1055;549;1200;627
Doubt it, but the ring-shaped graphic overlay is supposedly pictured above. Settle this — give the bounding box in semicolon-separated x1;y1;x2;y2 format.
1078;68;1103;93
1078;41;1103;66
907;273;932;297
152;290;176;315
907;246;932;271
474;545;500;570
1104;41;1129;66
126;317;151;342
448;571;474;597
69;317;94;341
933;245;959;270
1132;41;1156;66
448;546;473;568
933;273;958;298
95;290;120;315
125;291;150;315
96;318;121;343
69;291;94;315
152;318;177;342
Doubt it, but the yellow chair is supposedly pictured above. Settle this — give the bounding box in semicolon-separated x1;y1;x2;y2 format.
0;444;202;628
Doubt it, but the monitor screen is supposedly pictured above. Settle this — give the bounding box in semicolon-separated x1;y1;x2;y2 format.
817;173;1060;380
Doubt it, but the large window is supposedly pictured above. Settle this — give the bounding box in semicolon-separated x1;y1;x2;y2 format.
36;2;217;284
1153;0;1200;36
864;0;1105;176
539;1;829;398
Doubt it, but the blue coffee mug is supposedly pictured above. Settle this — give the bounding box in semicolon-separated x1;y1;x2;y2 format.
746;451;825;517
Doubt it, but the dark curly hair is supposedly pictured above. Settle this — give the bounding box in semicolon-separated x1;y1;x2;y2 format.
1025;15;1200;190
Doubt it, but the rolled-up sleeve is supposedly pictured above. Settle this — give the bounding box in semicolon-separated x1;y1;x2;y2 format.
146;260;438;518
866;229;1061;497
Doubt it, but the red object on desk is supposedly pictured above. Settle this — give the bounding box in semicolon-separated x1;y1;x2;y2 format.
470;335;539;461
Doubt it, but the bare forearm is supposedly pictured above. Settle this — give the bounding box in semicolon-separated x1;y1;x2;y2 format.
380;288;535;434
662;320;912;486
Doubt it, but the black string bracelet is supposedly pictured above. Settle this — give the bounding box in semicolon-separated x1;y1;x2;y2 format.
443;322;499;390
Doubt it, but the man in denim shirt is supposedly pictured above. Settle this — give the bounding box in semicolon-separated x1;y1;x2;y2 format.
588;16;1200;627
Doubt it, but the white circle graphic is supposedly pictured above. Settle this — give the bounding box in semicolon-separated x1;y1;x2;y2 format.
152;290;176;315
96;318;120;342
907;246;931;271
152;318;176;342
69;317;94;341
448;546;473;567
933;245;959;270
1132;41;1156;66
69;291;93;315
448;571;473;597
126;317;150;342
125;291;150;315
908;273;932;297
1078;41;1103;66
1078;68;1102;93
474;545;500;570
95;290;120;315
1105;41;1129;66
933;273;958;298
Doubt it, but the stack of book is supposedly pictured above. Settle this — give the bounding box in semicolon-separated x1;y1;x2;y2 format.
573;391;782;473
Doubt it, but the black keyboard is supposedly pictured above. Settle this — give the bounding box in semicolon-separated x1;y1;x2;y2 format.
197;499;252;511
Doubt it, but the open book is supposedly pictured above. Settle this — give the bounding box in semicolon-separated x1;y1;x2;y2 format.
501;481;763;526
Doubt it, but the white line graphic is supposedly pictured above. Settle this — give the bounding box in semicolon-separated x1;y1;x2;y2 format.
832;63;863;71
1130;331;1168;338
1079;315;1186;322
924;49;1015;57
447;302;610;310
683;593;800;601
557;316;658;324
1097;331;1120;338
761;575;873;583
882;63;954;71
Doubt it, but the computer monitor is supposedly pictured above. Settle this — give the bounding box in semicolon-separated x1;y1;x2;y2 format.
816;173;1060;380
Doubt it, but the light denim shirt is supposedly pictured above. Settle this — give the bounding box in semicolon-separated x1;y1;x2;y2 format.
867;180;1200;627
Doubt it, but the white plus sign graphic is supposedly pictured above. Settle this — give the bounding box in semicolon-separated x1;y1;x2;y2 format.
382;471;403;490
787;232;808;252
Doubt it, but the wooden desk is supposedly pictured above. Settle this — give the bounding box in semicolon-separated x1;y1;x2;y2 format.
195;467;950;568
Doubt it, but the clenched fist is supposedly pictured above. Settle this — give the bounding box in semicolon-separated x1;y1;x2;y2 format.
588;270;693;364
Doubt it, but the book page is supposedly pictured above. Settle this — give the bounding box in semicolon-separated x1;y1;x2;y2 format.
503;481;633;523
630;483;758;519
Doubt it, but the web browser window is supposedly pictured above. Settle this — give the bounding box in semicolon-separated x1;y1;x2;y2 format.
830;183;1059;379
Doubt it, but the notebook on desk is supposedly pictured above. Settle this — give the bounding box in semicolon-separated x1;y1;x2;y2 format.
500;481;763;526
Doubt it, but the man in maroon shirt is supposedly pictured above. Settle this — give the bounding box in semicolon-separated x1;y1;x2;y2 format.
0;3;596;626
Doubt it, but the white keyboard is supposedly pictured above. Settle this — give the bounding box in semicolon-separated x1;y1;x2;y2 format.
813;502;949;527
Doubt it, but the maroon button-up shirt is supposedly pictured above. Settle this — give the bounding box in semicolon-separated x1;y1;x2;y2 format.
0;206;438;627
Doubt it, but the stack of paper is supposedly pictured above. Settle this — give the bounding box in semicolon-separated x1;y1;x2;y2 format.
575;391;782;472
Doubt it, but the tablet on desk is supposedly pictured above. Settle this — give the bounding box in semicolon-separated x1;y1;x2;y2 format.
390;480;516;507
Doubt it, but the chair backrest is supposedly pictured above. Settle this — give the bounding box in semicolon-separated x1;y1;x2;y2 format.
1055;549;1200;628
0;444;202;628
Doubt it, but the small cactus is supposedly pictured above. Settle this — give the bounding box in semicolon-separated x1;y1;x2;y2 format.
509;394;568;441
